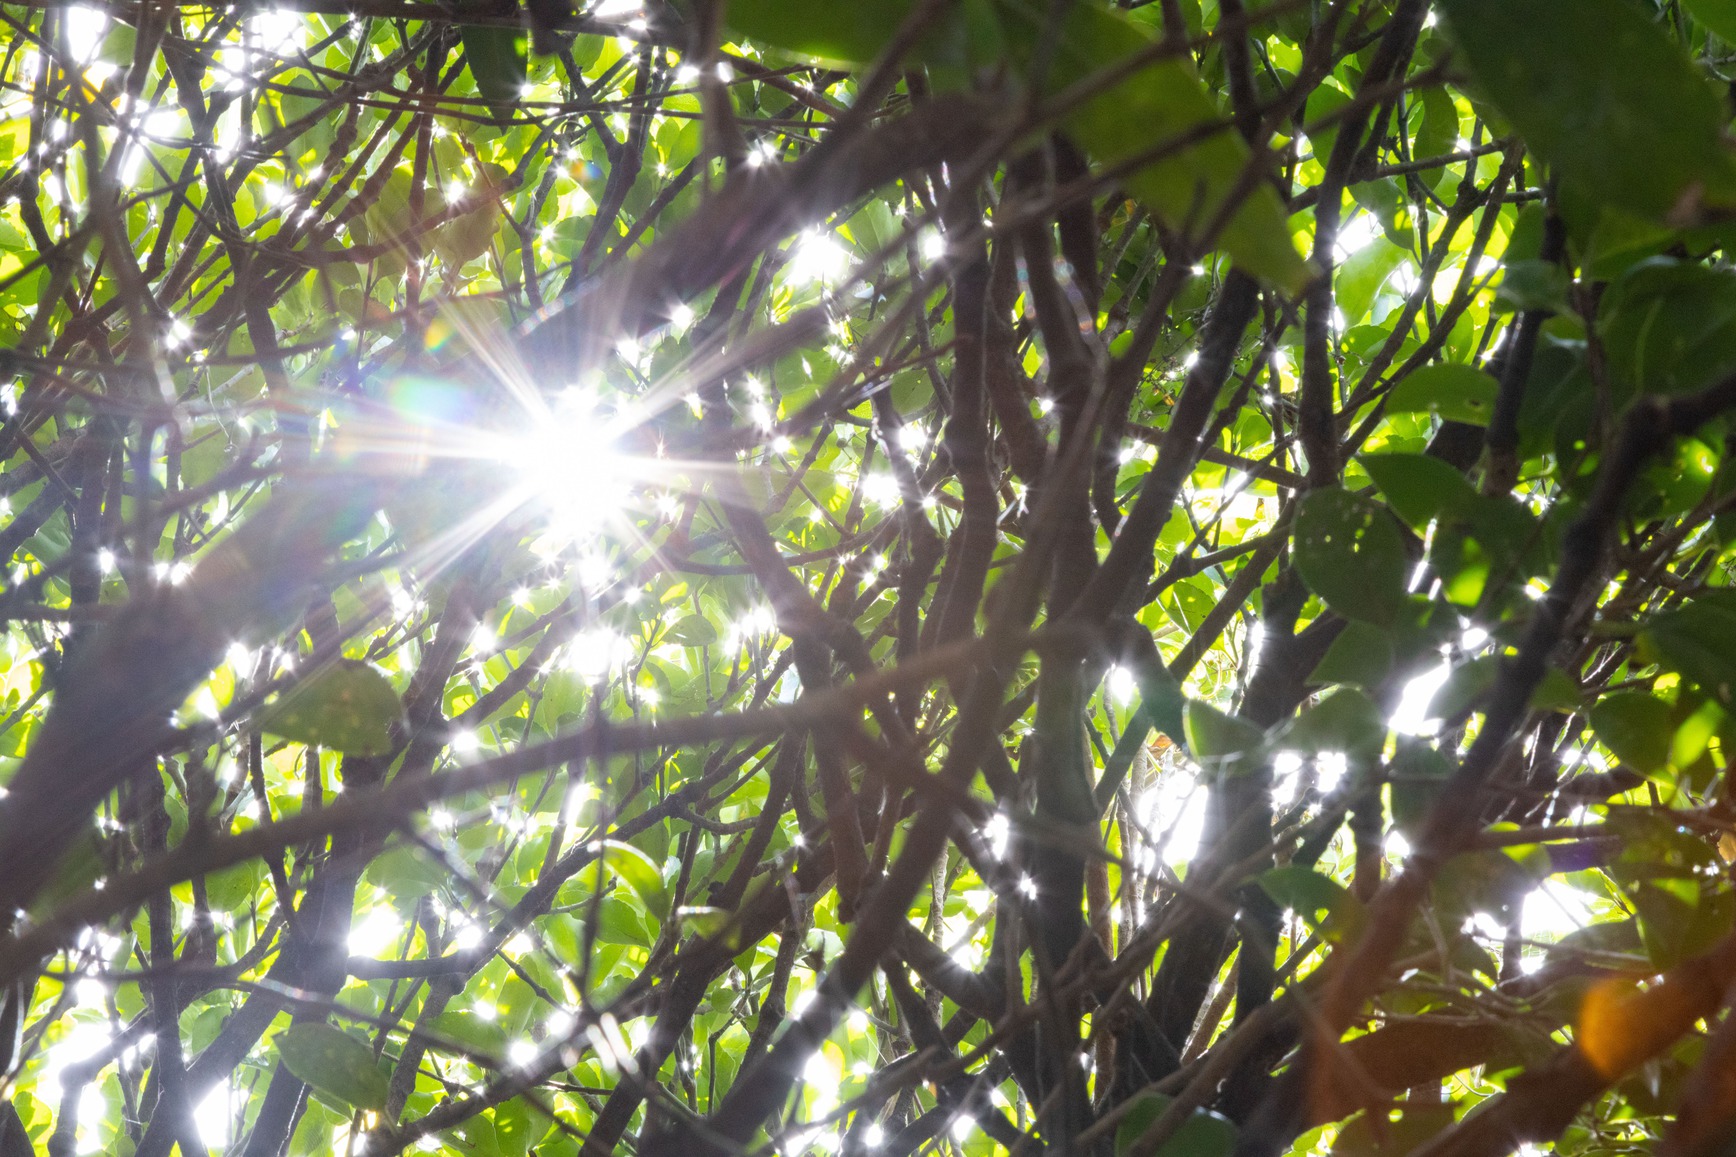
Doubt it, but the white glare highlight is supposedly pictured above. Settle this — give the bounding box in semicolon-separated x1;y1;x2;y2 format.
509;389;632;544
788;232;851;286
194;1083;232;1149
1389;660;1452;736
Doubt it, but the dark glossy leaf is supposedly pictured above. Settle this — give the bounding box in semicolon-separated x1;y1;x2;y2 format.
260;660;401;756
1115;1092;1237;1157
461;26;527;111
1631;877;1735;969
1386;363;1499;427
1494;260;1571;314
1643;590;1736;702
1601;259;1736;397
1590;687;1673;771
1389;741;1454;836
1361;452;1477;529
1294;488;1408;625
1437;0;1736;219
1428;655;1499;722
1309;620;1394;689
1544;917;1646;971
274;1024;388;1111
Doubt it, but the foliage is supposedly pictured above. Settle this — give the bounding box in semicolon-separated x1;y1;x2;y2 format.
3;0;1736;1155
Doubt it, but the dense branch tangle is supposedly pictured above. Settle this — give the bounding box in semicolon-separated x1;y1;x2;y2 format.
2;0;1736;1156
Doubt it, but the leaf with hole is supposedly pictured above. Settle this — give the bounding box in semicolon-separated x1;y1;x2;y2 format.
1386;364;1500;427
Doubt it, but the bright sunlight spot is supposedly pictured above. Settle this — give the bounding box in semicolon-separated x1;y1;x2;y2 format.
1389;659;1452;735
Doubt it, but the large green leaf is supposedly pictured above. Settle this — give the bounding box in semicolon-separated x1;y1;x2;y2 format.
598;839;671;920
1258;866;1367;944
1600;259;1736;396
1029;1;1306;289
1389;740;1454;836
1361;452;1478;530
1115;1091;1237;1157
1182;700;1265;777
1294;488;1409;626
1643;590;1736;701
259;660;402;756
461;26;527;115
1276;688;1386;764
1589;691;1674;776
1437;0;1736;220
1385;364;1499;427
274;1024;389;1111
726;0;1305;287
1683;0;1736;45
1309;620;1394;689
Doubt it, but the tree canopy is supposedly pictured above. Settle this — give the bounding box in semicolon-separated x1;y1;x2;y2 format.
6;0;1736;1155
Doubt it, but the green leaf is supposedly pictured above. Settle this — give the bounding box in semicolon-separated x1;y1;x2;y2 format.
492;1097;536;1157
1600;259;1736;397
1389;740;1454;836
1277;688;1386;764
1336;237;1409;326
1530;668;1584;714
1437;0;1736;220
1589;691;1674;775
362;845;447;903
664;614;719;647
1682;0;1736;46
274;1024;389;1111
1035;2;1306;289
461;25;527;112
1361;452;1477;529
1259;866;1367;944
728;0;1305;287
676;906;731;938
1642;590;1736;701
1294;488;1409;626
1386;363;1500;427
1182;701;1265;776
1333;1103;1458;1157
1131;658;1188;751
1309;621;1394;689
598;839;670;920
259;660;401;756
1430;655;1499;722
1115;1092;1237;1157
1494;260;1571;314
